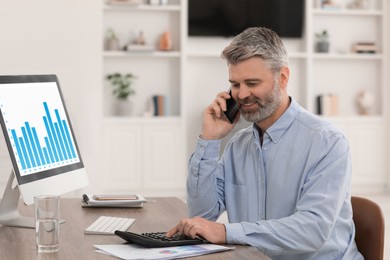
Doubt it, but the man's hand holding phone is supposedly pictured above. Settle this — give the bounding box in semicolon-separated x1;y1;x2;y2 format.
201;90;239;140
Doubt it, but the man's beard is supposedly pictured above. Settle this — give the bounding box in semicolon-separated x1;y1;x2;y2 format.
239;80;282;123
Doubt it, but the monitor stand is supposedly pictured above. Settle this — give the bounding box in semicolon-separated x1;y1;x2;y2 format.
0;170;35;228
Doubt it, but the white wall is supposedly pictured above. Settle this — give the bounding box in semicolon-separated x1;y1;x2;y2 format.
0;1;102;195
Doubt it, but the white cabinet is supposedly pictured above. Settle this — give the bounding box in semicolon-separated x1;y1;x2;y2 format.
307;0;388;192
101;118;185;196
142;123;183;190
99;0;388;195
329;118;387;192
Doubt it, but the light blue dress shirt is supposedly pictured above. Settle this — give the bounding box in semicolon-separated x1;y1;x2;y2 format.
187;98;363;260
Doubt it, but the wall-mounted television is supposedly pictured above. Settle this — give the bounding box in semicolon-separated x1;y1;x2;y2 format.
188;0;304;38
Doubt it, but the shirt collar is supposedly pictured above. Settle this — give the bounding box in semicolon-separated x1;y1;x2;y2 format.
252;97;299;144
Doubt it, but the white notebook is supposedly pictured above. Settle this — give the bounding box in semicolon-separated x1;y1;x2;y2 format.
82;194;146;208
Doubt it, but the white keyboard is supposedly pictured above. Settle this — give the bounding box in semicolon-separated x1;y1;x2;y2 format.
85;216;135;235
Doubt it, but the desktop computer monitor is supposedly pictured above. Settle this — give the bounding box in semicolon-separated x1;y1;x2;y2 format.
0;74;89;228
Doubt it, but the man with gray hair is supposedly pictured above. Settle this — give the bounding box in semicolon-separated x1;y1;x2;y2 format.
167;27;362;259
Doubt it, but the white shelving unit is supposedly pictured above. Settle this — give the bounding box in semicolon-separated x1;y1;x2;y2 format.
307;0;388;192
100;0;388;196
102;1;183;118
100;0;186;196
184;0;388;193
308;0;386;115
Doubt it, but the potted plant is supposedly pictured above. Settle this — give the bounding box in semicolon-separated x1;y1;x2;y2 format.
315;30;330;53
106;72;136;116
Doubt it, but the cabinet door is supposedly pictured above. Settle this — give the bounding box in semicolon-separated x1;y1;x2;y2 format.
101;120;185;196
331;119;386;192
143;124;184;191
349;124;386;189
102;124;143;191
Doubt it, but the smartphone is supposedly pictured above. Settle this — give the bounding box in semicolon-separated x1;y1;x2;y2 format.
93;194;139;201
223;90;239;124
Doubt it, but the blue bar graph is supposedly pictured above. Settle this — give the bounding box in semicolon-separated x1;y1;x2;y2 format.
10;102;76;171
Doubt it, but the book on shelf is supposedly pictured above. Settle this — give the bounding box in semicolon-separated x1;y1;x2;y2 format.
152;95;168;116
351;42;377;54
320;0;343;10
316;93;339;116
106;0;142;5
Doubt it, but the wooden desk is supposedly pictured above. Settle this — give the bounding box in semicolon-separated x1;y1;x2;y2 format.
0;197;270;259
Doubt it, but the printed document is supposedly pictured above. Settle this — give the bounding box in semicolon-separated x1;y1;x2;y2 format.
94;243;233;260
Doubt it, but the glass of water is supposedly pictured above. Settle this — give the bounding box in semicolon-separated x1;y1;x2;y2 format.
34;195;60;253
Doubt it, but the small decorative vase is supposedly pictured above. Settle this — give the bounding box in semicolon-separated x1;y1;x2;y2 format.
116;99;133;116
356;90;374;115
106;37;120;51
316;41;330;53
158;31;172;51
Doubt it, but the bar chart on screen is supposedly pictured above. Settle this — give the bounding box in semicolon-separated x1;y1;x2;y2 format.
0;82;80;176
10;102;77;173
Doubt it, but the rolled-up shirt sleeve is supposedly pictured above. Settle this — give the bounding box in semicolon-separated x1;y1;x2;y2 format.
187;137;225;220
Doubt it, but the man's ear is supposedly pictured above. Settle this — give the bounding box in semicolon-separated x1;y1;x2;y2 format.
279;66;290;88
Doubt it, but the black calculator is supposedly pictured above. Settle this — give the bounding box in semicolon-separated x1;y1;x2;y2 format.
114;231;208;248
